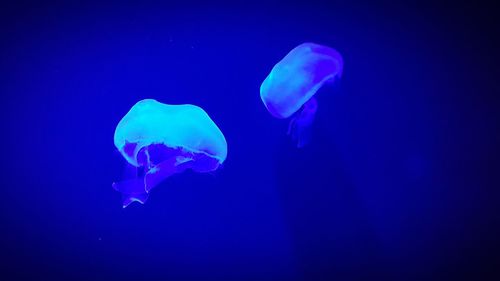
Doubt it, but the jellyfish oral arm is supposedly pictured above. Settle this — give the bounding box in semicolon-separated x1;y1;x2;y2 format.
287;97;318;148
112;177;149;208
113;152;197;207
144;156;193;192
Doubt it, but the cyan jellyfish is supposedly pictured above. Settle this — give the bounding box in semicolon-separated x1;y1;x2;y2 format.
260;42;343;147
113;99;227;207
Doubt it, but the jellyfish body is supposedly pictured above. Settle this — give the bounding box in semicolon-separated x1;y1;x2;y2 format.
113;99;227;207
260;42;343;147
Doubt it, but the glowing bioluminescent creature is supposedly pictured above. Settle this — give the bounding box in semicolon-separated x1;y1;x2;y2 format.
260;42;343;147
113;99;227;207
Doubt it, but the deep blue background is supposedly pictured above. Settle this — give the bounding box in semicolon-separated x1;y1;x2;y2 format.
1;1;498;280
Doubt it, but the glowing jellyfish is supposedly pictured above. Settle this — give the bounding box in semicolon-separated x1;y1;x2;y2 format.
260;42;343;147
113;99;227;207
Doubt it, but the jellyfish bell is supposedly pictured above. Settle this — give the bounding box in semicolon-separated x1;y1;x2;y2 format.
260;42;343;147
113;99;227;207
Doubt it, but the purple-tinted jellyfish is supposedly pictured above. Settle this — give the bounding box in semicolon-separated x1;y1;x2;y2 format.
260;42;343;147
113;99;227;207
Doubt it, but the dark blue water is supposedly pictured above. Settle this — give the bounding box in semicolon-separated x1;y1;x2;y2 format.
1;2;498;280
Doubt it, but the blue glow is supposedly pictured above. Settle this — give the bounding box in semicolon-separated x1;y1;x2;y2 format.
113;99;227;207
260;42;343;147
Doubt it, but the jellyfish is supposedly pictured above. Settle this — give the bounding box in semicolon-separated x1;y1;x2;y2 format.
260;42;343;147
113;99;227;207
